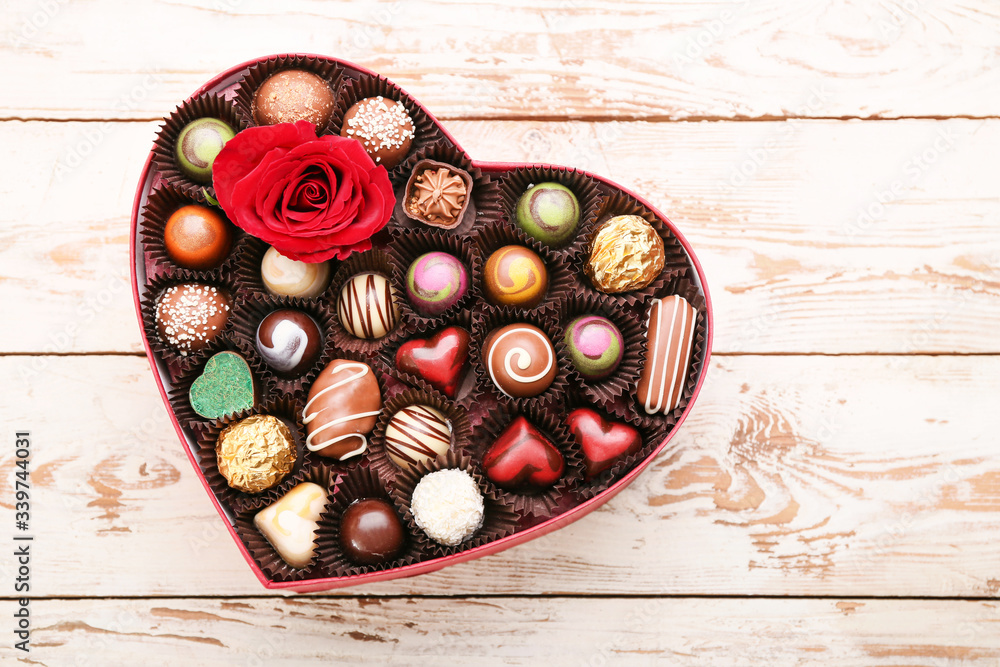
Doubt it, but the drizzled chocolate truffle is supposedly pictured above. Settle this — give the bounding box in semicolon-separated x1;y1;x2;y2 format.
337;272;400;340
340;96;414;169
252;69;336;128
155;283;231;356
482;323;557;398
303;359;382;460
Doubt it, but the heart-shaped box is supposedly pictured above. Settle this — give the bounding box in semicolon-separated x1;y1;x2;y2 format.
129;54;714;592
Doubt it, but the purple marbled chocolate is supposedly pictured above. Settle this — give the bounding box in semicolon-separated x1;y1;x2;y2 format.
564;314;624;381
405;251;469;316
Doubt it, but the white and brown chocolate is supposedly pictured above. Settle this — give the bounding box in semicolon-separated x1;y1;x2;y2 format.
254;481;328;569
337;272;400;340
482;323;557;398
260;246;331;299
636;295;696;415
385;404;452;470
303;359;382;459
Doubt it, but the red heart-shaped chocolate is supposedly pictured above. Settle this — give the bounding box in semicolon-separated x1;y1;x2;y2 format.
566;408;642;481
483;416;565;492
395;326;471;398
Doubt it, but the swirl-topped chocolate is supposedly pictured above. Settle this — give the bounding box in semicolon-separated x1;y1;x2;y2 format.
482;323;557;398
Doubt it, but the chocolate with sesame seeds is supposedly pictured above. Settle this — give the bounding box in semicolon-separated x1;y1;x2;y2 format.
340;96;414;169
155;283;232;356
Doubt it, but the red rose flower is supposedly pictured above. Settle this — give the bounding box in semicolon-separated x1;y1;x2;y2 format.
212;120;395;262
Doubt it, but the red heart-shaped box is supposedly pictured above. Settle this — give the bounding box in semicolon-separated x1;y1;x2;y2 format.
130;54;714;592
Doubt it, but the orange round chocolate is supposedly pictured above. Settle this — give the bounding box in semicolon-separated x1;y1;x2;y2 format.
164;204;232;270
483;245;548;308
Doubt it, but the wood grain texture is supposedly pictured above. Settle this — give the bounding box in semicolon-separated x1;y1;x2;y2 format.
3;118;999;355
6;597;1000;665
3;0;1000;121
3;354;999;598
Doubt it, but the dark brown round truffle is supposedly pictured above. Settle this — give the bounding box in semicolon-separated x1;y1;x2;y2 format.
253;69;336;128
155;283;231;356
255;309;322;377
481;323;557;398
163;204;232;270
339;498;406;565
340;96;414;169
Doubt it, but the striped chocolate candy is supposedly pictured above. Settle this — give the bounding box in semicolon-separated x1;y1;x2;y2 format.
385;404;453;470
636;295;696;415
337;272;400;339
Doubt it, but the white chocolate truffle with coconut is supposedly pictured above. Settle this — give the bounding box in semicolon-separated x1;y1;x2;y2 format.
410;469;484;546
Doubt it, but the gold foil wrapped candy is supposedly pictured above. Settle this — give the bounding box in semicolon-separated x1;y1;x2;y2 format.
584;215;665;293
216;414;296;493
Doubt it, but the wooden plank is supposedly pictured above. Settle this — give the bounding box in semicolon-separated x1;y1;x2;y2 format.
3;354;999;598
3;0;1000;121
7;597;1000;665
2;118;999;354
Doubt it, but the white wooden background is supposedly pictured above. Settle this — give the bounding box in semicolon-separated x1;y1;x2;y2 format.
2;0;1000;664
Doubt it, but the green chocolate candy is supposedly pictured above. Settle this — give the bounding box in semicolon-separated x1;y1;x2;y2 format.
175;117;235;184
189;351;255;419
515;182;581;247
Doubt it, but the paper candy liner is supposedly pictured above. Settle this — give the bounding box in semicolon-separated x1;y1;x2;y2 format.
315;463;427;577
233;462;341;583
330;73;445;182
495;165;605;258
139;269;238;380
572;190;691;308
390;142;503;236
368;386;473;482
231;55;346;132
327;249;411;357
166;333;265;432
385;227;482;330
472;221;575;315
196;394;316;514
138;182;240;281
375;309;485;414
390;450;520;558
151;92;246;202
231;236;338;304
624;276;709;431
471;305;570;414
560;392;667;501
470;403;584;518
556;291;646;407
229;293;339;397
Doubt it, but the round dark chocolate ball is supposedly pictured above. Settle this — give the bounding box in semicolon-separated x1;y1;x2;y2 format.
253;69;336;128
163;204;232;270
515;182;581;247
482;323;557;398
255;309;322;377
405;251;469;316
340;96;414;169
155;283;231;356
174;117;235;183
339;498;406;565
483;245;548;308
563;315;624;381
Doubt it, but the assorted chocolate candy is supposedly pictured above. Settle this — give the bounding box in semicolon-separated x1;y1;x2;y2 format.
174;117;235;183
140;57;706;582
260;246;331;298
